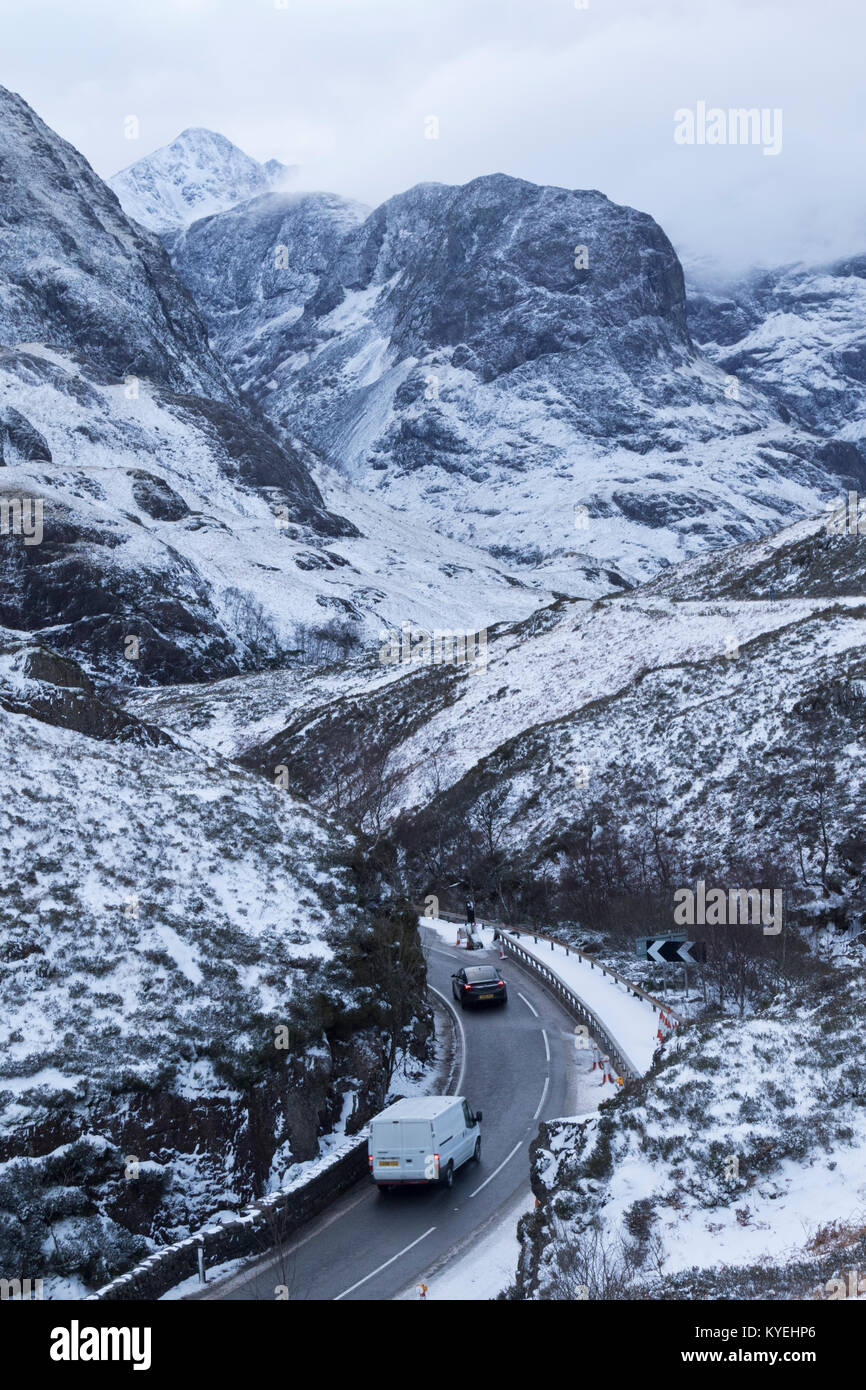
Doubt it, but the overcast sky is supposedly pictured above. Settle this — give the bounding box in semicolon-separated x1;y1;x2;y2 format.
1;0;863;275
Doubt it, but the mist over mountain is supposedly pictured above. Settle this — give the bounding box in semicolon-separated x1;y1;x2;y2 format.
687;256;866;491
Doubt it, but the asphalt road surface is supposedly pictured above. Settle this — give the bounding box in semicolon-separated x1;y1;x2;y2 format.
197;929;594;1301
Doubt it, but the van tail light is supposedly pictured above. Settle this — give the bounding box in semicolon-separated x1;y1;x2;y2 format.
368;1156;373;1171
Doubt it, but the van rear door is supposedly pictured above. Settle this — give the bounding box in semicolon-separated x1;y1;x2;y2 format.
400;1119;434;1179
370;1118;434;1181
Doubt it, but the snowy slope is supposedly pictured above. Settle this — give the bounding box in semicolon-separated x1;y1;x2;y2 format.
109;128;298;235
0;643;425;1294
0;344;553;685
515;955;866;1300
129;510;866;930
167;172;839;583
687;256;866;484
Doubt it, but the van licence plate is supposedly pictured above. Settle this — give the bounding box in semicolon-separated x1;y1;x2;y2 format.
479;992;494;999
378;1159;398;1166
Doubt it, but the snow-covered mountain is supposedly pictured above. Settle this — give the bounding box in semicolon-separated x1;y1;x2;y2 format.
0;88;554;686
167;173;839;583
687;256;866;488
109;127;298;236
0;92;232;400
126;509;866;929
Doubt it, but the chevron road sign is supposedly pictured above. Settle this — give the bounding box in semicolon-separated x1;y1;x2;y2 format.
646;937;706;965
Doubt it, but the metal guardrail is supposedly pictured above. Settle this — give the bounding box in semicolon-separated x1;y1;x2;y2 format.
503;936;638;1081
421;906;684;1083
426;907;681;1025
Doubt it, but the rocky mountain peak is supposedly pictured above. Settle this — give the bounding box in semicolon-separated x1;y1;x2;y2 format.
109;126;299;234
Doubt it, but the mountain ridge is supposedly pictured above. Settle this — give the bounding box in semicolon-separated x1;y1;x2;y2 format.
167;169;839;583
109;126;299;235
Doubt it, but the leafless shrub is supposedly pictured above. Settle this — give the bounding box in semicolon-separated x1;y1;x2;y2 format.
291;618;361;665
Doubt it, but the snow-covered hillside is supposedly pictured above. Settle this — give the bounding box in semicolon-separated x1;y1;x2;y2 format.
687;256;866;486
514;954;866;1300
138;511;863;870
0;343;554;685
167;172;839;583
110;128;298;236
0;639;434;1295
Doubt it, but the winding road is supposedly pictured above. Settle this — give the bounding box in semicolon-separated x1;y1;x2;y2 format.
196;927;595;1301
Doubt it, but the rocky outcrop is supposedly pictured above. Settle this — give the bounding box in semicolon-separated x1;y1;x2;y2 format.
168;172;836;581
687;255;866;487
0;407;51;465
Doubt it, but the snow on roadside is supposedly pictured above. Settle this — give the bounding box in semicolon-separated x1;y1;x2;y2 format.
420;916;665;1075
396;1190;535;1301
508;934;664;1075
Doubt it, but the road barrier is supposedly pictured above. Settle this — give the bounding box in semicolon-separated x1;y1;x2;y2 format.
503;935;639;1080
426;908;680;1022
423;907;683;1082
86;1132;369;1302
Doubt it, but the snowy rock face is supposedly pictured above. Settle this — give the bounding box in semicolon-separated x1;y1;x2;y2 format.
109;127;298;235
0;89;233;400
0;94;559;683
688;257;866;488
170;189;370;389
169;173;837;581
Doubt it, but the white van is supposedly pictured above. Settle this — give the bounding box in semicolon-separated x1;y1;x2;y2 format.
368;1095;482;1192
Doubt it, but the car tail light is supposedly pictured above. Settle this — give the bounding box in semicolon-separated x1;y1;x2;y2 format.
497;980;505;986
463;984;471;990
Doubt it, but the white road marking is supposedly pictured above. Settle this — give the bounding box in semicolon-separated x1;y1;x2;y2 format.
542;1028;550;1062
334;1226;436;1300
533;1076;550;1121
200;1187;371;1298
469;1141;522;1198
517;991;539;1017
429;984;467;1095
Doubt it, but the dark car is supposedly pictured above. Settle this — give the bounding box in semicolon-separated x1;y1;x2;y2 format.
451;965;508;1008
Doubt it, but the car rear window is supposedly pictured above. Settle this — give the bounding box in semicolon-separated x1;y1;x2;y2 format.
465;967;498;982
